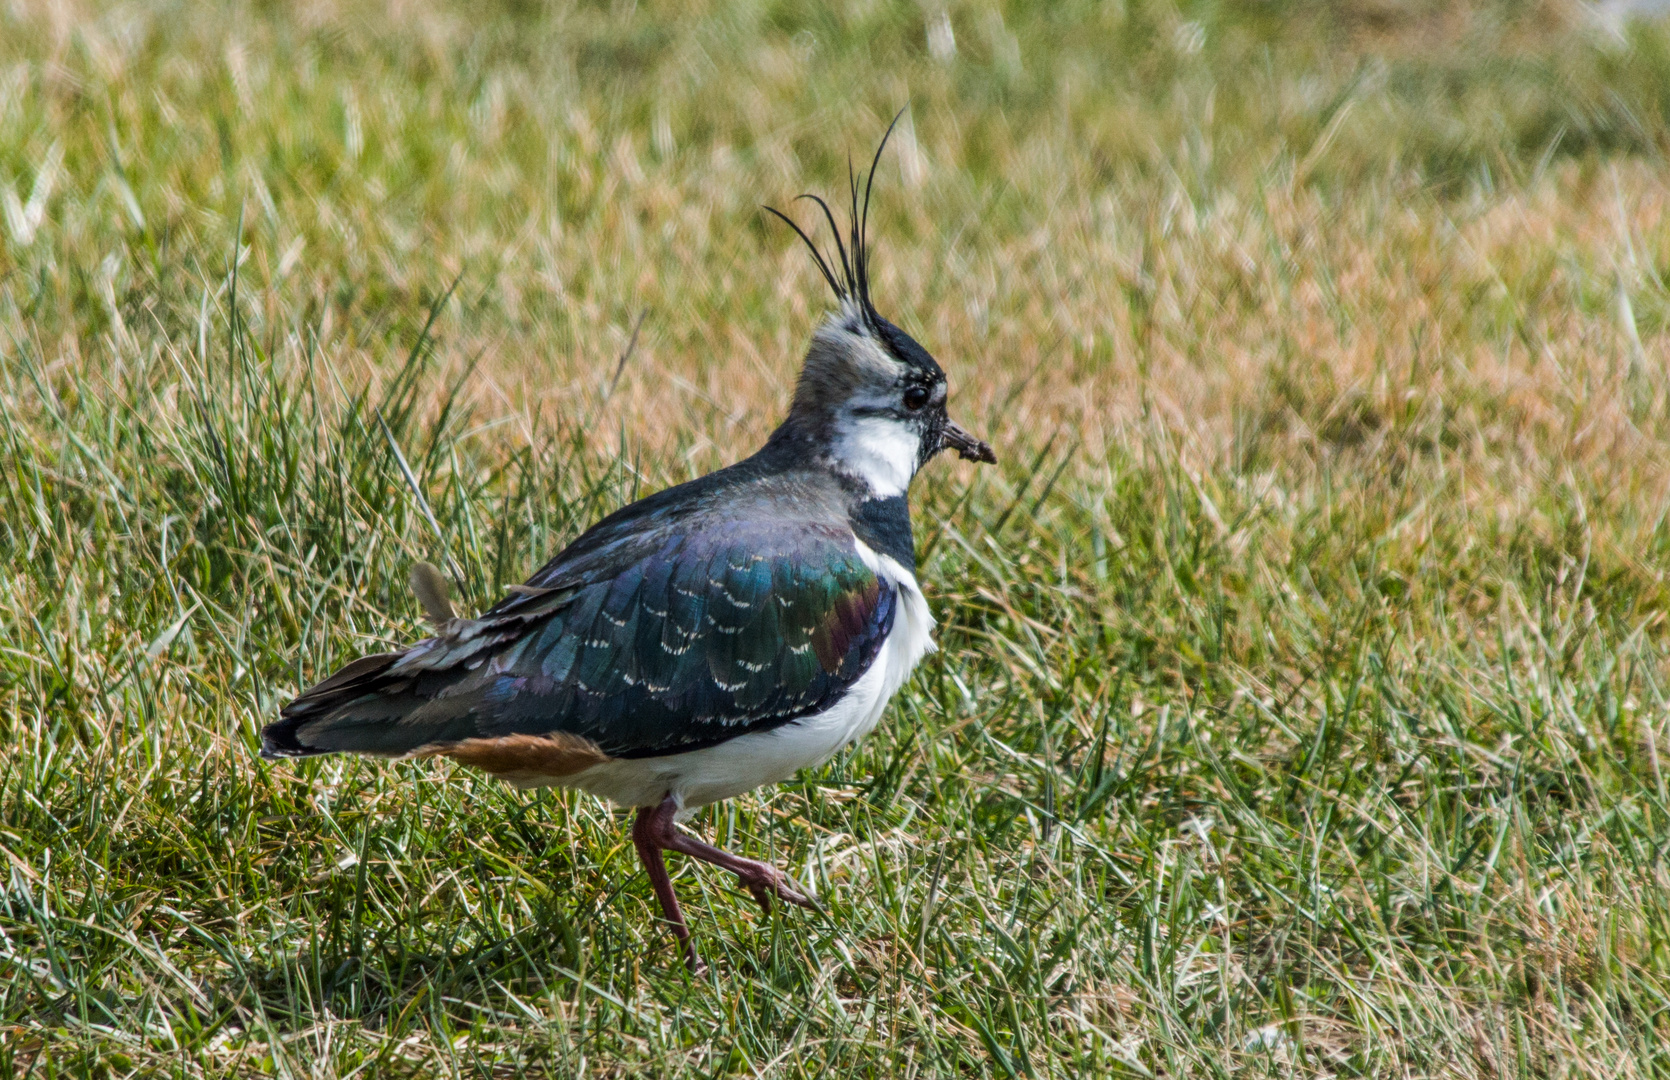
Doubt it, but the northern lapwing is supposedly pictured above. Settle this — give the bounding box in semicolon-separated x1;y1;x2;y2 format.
261;126;995;972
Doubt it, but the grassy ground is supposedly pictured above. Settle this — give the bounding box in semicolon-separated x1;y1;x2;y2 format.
5;0;1670;1074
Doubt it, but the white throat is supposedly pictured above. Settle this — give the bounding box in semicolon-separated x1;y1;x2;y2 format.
830;415;919;498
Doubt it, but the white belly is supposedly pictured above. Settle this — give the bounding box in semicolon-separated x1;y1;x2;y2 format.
541;546;934;817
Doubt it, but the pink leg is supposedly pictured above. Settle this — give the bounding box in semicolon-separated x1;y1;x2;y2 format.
633;795;818;914
659;825;819;914
631;799;705;973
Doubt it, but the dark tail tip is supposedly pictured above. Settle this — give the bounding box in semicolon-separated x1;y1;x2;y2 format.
260;717;328;759
261;651;402;760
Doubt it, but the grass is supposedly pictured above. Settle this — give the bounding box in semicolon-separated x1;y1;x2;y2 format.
5;0;1670;1074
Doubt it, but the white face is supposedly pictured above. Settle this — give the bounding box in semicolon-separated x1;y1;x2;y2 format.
798;303;952;497
830;406;922;498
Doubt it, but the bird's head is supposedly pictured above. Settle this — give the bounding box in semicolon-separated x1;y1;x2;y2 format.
765;120;995;499
788;298;993;498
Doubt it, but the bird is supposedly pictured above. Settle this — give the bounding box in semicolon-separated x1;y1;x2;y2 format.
260;123;995;972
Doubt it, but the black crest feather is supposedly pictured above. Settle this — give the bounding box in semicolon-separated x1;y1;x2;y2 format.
763;109;907;329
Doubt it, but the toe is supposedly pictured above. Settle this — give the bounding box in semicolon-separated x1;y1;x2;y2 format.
778;884;818;909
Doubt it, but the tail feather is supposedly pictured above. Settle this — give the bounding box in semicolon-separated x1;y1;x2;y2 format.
261;643;489;759
260;652;404;758
262;622;530;760
263;564;581;763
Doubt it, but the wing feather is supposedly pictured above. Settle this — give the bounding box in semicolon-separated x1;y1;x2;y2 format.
264;519;897;761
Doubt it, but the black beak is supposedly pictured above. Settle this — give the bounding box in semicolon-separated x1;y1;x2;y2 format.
940;419;996;464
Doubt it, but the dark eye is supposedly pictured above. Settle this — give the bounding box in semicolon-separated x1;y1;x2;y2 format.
903;385;930;411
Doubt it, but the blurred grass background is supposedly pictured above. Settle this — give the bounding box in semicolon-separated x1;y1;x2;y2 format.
6;0;1670;1075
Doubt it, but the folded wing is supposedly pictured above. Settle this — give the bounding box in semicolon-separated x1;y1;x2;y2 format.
261;520;895;761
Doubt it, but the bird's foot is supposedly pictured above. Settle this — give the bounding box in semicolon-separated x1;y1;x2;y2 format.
643;797;822;915
663;828;820;914
631;795;822;969
729;859;818;914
